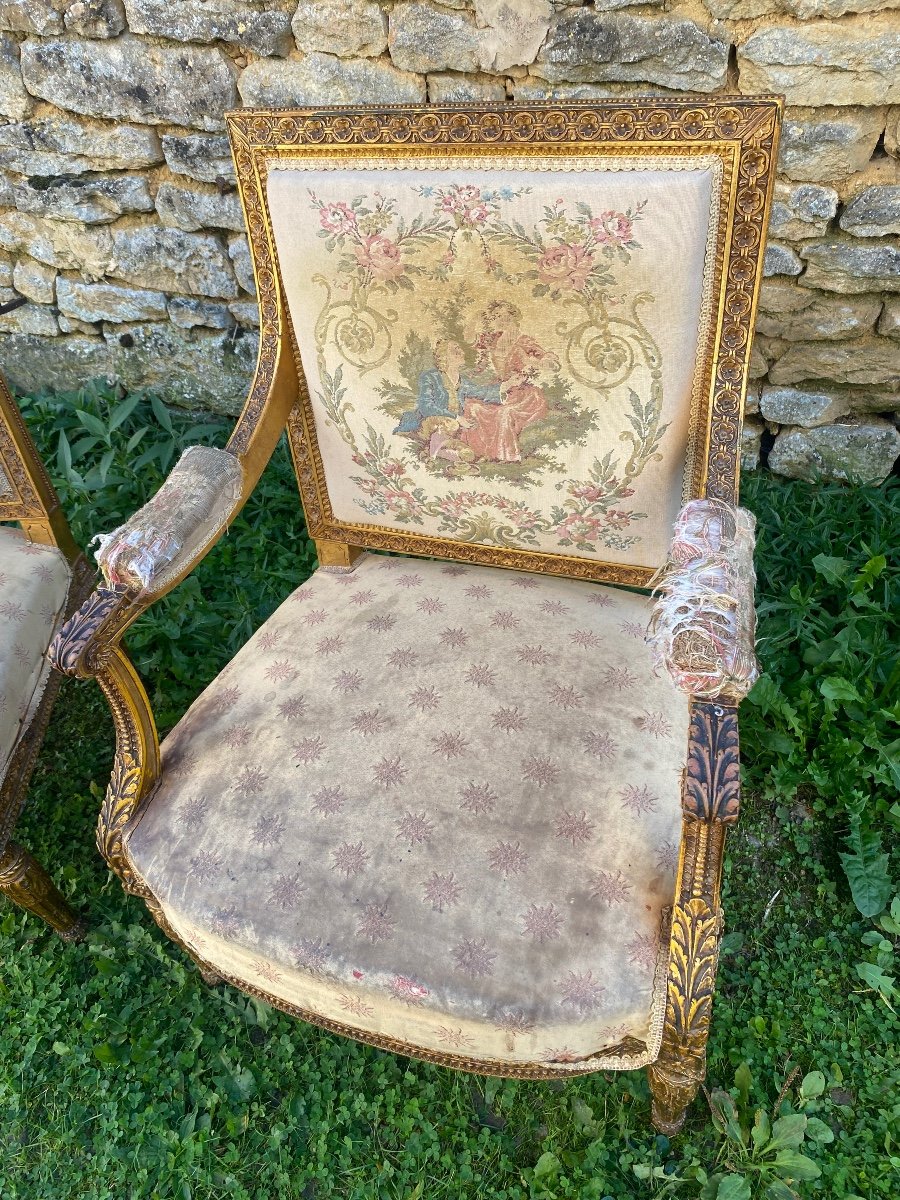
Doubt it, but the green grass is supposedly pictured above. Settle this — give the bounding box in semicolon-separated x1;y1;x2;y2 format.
0;386;897;1199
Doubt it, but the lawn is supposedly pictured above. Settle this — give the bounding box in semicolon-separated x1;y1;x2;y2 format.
1;386;897;1199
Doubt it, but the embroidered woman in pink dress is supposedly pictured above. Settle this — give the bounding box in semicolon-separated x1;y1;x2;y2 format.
461;301;559;464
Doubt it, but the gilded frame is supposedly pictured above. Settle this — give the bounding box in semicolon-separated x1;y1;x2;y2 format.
226;99;781;588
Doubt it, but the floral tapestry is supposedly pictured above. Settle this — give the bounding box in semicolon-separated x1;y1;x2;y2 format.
269;156;720;569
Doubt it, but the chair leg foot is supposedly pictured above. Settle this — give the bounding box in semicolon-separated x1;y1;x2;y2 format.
198;964;222;987
646;1057;703;1136
0;841;87;941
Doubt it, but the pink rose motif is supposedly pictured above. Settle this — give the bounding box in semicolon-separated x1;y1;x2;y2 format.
319;202;357;236
571;483;605;503
590;211;634;246
353;234;403;280
537;243;594;292
382;461;406;477
606;509;634;530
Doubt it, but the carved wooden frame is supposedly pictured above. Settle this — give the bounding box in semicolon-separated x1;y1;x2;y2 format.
0;372;93;940
49;99;781;1132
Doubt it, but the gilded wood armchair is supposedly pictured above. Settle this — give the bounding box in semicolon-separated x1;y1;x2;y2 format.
0;372;92;940
51;99;781;1133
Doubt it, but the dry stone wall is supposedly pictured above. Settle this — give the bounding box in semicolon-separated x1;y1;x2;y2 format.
0;0;898;482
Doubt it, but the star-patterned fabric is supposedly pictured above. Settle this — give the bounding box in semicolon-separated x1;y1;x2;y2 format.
126;554;689;1071
0;526;71;783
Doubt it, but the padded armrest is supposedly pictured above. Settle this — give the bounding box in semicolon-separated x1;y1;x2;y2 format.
646;498;758;704
94;445;243;596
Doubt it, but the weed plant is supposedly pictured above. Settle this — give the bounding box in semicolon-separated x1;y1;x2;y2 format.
0;384;897;1199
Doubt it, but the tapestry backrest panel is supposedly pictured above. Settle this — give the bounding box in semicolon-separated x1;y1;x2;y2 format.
230;103;781;586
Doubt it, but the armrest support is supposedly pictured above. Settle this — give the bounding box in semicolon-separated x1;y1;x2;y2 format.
646;498;758;704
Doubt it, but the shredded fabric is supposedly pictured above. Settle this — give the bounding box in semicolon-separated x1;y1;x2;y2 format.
94;445;243;594
646;498;759;703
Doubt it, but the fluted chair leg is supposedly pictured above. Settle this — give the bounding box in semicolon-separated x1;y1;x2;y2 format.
0;841;87;941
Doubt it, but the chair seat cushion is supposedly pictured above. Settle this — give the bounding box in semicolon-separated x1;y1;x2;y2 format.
0;526;71;783
126;555;689;1072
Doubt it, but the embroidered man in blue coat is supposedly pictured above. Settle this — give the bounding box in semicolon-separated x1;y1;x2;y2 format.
393;339;501;436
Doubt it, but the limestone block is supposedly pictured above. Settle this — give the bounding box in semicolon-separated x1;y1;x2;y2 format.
0;303;59;336
156;182;244;234
768;336;900;387
427;72;507;101
777;107;885;184
0;256;12;289
12;258;55;304
768;181;838;241
389;2;480;73
58;314;99;335
228;235;255;296
800;240;900;294
238;52;425;107
880;297;900;338
748;339;770;380
475;0;552;73
0;116;162;174
0;172;153;224
769;418;900;483
744;382;761;414
109;227;238;299
763;243;802;277
291;1;387;57
840;179;900;238
740;417;764;471
0;35;33;121
0;331;111;395
887;108;899;159
533;11;729;91
228;299;259;327
161;134;235;186
168;297;232;329
847;387;900;412
0;0;65;35
705;0;898;17
0;212;113;278
759;384;849;426
64;0;125;36
123;0;293;57
56;277;168;323
513;78;678;100
737;18;900;107
20;36;238;131
757;281;881;341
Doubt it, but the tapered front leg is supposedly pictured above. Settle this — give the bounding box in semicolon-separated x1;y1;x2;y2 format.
0;841;87;941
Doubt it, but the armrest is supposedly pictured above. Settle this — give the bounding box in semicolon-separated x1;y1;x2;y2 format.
646;498;758;703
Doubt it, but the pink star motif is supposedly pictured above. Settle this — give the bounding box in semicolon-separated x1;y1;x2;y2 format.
554;809;595;847
372;755;407;788
291;588;316;603
441;564;468;576
234;765;267;795
570;628;603;649
396;573;423;588
620;620;646;639
655;841;679;874
436;1026;474;1049
34;563;55;583
349;589;375;606
223;723;252;749
210;685;241;714
257;629;280;651
408;685;441;712
356;902;396;943
512;575;540;589
603;666;637;691
13;643;30;666
540;1046;582;1063
627;931;659;970
439;627;468;650
487;840;529;877
316;635;345;656
579;729;617;760
389;976;430;1006
421;871;462;912
291;937;329;974
432;731;469;760
491;610;520;630
588;868;633;906
388;647;418;668
339;993;375;1019
188;849;221;882
367;613;397;633
265;659;296;682
251;959;283;985
540;599;570;616
292;736;326;765
331;841;369;877
548;682;584;710
311;785;345;816
516;644;552;667
493;1010;536;1034
464;663;496;688
251;812;285;848
588;590;614;607
395;810;435;846
637;710;673;739
176;796;208;831
459;781;497;816
452;937;497;977
520;902;563;943
0;601;26;621
278;694;307;719
301;609;328;626
559;969;606;1014
209;905;241;939
351;708;388;736
620;783;658;816
491;705;527;733
598;1022;631;1044
332;670;363;694
522;756;560;789
416;596;445;615
464;583;493;600
268;872;306;910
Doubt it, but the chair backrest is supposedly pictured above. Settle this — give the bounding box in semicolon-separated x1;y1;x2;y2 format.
228;100;781;588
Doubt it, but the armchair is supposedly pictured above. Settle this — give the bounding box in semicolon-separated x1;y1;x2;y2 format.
0;372;93;940
51;98;781;1133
